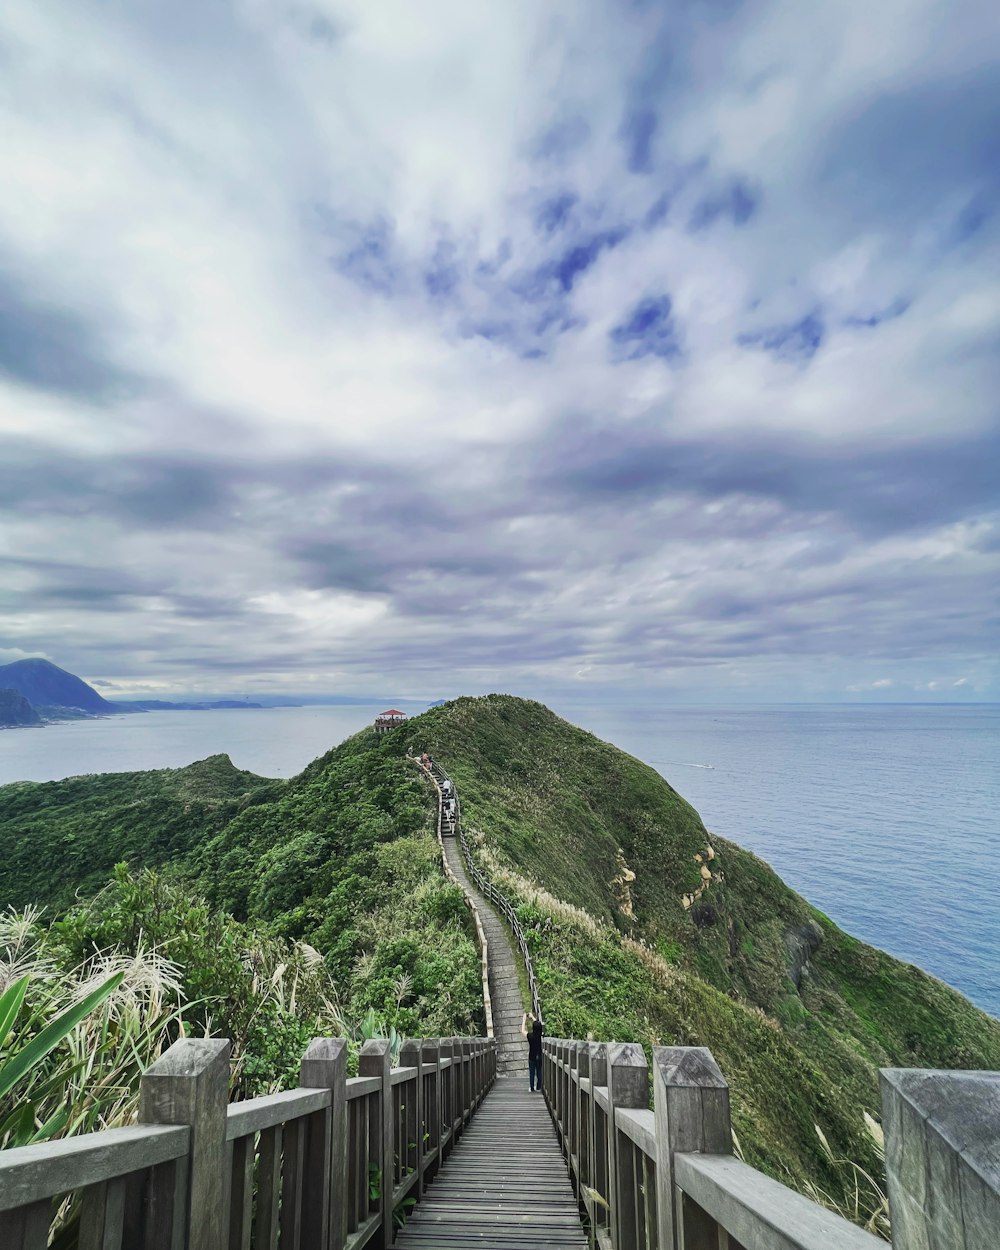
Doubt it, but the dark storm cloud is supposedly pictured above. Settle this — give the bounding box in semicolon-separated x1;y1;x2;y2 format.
0;441;234;524
527;416;1000;539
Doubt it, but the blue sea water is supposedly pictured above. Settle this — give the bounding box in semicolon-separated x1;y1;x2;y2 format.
552;701;1000;1019
1;701;997;1016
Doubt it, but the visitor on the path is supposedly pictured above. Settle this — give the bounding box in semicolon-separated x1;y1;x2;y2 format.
521;1012;544;1091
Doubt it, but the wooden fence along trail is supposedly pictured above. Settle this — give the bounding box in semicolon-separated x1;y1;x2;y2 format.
1;748;999;1249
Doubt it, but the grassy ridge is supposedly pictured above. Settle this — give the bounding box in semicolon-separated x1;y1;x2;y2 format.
4;692;999;1227
399;695;1000;1212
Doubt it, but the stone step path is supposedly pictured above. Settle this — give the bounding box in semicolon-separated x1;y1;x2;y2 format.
394;1082;587;1250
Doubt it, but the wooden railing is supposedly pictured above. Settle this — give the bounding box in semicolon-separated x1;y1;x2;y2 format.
543;1037;1000;1250
429;760;543;1022
0;1033;495;1250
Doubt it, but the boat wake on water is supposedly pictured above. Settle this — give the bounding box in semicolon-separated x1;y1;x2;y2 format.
654;760;716;770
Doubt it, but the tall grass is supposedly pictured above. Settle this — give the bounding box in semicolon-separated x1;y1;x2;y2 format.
0;905;189;1148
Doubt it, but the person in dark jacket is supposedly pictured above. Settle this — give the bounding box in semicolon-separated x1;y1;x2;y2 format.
521;1012;544;1091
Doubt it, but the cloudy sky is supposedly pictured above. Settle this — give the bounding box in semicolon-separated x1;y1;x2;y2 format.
0;0;997;702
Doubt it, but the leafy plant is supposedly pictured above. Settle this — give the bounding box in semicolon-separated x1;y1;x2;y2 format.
0;970;123;1146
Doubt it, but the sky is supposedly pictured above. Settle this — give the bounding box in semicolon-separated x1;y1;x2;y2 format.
0;0;998;704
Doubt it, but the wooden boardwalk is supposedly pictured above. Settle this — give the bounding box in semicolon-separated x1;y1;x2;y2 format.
430;762;528;1077
395;1081;588;1249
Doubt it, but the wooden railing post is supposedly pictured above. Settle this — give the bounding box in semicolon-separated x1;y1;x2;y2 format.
881;1067;1000;1249
299;1037;347;1250
438;1039;454;1159
139;1038;230;1250
422;1039;442;1183
588;1040;610;1249
473;1039;483;1104
461;1039;473;1123
399;1041;425;1198
608;1042;649;1250
577;1041;592;1195
567;1042;581;1189
555;1041;566;1145
652;1046;731;1250
359;1040;392;1250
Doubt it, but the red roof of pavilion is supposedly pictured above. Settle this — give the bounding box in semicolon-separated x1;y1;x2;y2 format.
379;709;406;717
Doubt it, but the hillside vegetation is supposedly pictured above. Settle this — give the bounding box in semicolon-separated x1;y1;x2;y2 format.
0;755;277;911
0;734;484;1041
396;695;1000;1213
3;692;998;1228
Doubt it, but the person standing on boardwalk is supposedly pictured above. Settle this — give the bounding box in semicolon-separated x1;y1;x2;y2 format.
521;1012;544;1091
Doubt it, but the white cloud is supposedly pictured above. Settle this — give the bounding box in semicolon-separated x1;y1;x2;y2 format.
0;0;997;698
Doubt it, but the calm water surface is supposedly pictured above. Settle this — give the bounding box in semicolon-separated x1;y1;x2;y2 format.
2;701;997;1016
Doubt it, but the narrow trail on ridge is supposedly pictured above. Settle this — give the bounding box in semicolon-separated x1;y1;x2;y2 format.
426;761;529;1078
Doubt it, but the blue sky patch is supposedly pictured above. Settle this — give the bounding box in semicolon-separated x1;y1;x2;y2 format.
739;312;824;361
535;192;578;234
609;295;682;361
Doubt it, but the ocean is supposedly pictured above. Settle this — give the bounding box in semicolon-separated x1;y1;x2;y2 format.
2;701;997;1017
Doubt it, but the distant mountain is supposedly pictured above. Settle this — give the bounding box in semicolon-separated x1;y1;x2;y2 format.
0;688;42;727
124;699;263;711
0;658;113;713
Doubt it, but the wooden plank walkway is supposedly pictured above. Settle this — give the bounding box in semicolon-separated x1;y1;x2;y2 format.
430;763;528;1077
395;1082;587;1249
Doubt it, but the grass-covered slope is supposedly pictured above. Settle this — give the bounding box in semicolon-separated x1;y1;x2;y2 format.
0;754;275;911
399;695;1000;1216
0;731;484;1041
5;693;998;1225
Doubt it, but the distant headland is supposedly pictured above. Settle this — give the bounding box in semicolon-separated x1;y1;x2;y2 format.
0;658;264;728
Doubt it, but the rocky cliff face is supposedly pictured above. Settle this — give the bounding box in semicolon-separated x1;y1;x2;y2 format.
0;688;42;727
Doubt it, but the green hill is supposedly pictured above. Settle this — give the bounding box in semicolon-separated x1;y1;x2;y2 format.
0;754;277;910
2;693;998;1218
392;696;1000;1201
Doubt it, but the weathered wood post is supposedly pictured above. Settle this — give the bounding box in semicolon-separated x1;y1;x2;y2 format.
299;1037;347;1250
422;1039;442;1184
881;1068;1000;1249
438;1039;454;1159
607;1043;649;1250
561;1041;571;1146
399;1040;425;1197
588;1041;610;1250
476;1039;485;1103
652;1046;732;1250
139;1038;230;1250
450;1038;463;1137
359;1040;393;1250
555;1041;566;1146
461;1039;473;1124
567;1042;581;1189
577;1042;592;1195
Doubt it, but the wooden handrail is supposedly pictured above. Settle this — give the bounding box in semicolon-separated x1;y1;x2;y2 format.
541;1038;900;1250
0;1033;497;1249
